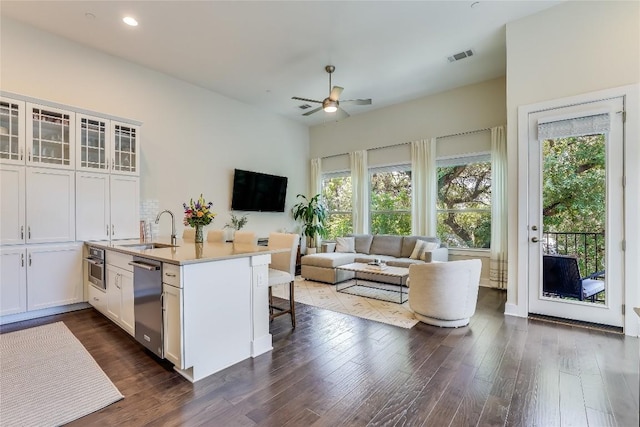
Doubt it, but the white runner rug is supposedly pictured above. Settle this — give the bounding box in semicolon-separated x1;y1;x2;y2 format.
0;322;123;426
272;277;419;329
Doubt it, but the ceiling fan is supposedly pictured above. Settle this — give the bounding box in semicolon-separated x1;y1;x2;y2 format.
292;65;372;118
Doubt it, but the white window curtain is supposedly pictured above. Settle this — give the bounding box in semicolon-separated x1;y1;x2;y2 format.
411;138;437;236
310;158;322;197
350;150;369;234
490;125;508;289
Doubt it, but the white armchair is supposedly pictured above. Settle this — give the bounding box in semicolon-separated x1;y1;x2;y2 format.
408;259;482;328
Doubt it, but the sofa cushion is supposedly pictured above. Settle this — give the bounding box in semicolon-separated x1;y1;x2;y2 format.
335;236;355;253
410;240;439;260
354;255;397;264
401;236;442;258
387;258;425;268
370;235;403;257
350;234;374;254
301;252;355;268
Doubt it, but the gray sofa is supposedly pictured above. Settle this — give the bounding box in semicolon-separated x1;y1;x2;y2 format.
301;234;448;285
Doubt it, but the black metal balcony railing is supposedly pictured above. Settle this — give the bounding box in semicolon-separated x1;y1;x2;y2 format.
542;232;605;277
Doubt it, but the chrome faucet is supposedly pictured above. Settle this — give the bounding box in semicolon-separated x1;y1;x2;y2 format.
155;210;177;246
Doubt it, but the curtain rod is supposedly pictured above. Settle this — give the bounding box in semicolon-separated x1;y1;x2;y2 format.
319;126;495;160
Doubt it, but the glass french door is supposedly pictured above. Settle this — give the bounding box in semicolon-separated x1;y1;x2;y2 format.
527;97;624;327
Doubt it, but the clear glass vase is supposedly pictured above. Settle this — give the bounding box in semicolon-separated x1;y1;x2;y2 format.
195;224;204;243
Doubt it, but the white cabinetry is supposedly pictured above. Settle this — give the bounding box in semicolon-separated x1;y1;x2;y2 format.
87;284;107;315
0;165;26;245
26;168;75;244
26;103;75;169
110;175;140;240
76;173;139;241
0;97;25;165
26;243;83;311
163;262;183;368
0;247;27;316
105;251;135;336
1;166;74;245
76;116;140;176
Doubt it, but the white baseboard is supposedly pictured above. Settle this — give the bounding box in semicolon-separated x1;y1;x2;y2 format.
504;302;526;318
251;334;273;357
0;303;90;325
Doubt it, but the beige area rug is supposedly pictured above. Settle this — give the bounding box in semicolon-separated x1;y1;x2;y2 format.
272;277;419;329
0;322;123;427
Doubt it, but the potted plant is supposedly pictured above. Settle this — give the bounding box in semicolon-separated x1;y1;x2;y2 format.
291;193;328;254
224;212;248;241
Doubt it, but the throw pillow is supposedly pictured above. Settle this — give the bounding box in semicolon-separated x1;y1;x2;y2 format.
410;240;439;260
335;236;356;253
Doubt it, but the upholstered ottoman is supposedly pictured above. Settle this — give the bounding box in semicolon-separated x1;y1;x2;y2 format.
301;252;356;284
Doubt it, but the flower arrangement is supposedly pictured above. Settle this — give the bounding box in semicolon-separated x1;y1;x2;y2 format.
183;194;216;227
225;212;248;230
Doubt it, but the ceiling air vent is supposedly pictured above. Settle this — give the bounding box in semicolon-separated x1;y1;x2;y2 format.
298;104;313;110
447;49;474;63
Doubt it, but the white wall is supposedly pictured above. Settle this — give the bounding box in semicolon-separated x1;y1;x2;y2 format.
309;77;506;158
0;18;309;238
505;1;640;333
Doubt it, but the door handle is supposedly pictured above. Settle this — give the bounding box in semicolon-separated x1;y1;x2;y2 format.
106;224;110;236
531;237;540;243
128;261;160;271
84;258;103;266
28;226;31;239
28;253;32;266
21;225;24;240
21;253;24;267
112;224;115;236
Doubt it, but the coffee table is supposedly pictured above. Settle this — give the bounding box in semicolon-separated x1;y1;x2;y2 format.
336;262;410;304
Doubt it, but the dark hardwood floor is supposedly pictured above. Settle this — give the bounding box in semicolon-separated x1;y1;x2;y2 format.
1;288;638;426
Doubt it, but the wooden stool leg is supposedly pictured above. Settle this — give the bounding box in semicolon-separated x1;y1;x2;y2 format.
289;280;295;329
268;287;274;316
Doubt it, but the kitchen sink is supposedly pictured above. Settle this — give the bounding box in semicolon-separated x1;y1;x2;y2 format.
118;242;178;250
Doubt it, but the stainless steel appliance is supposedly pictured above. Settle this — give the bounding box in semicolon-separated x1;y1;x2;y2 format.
129;256;164;358
84;247;105;290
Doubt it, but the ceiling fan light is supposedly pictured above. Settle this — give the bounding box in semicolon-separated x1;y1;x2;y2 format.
323;98;338;113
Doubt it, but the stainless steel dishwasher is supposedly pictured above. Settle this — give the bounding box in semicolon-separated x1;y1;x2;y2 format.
129;256;164;358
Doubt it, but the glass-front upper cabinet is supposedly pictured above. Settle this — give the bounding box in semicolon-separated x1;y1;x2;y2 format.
0;97;25;165
26;103;75;169
76;114;109;172
111;122;139;176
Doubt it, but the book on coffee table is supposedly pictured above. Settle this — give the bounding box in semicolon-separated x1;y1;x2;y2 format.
366;261;388;271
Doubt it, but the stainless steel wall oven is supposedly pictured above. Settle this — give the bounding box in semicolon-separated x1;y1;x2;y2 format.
85;247;105;290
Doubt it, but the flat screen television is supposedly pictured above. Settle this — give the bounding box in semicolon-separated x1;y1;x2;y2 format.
231;169;288;212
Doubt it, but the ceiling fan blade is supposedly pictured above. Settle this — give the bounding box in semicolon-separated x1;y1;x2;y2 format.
329;86;344;101
340;98;372;106
302;106;323;116
292;96;322;104
335;107;350;119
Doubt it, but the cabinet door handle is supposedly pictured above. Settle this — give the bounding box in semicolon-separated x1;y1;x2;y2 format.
106;224;110;236
28;149;31;162
21;253;24;267
19;147;23;161
112;224;115;236
112;158;115;170
28;226;31;239
28;253;32;266
165;272;176;278
20;225;24;240
116;273;121;289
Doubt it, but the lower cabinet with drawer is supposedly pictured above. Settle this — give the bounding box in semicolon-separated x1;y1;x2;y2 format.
162;262;184;368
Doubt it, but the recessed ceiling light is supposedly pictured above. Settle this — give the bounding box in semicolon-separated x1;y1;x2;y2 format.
123;16;138;27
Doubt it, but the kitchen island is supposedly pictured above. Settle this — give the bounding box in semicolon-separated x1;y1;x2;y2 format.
87;238;282;382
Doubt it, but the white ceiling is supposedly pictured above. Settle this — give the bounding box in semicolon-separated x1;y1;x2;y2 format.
1;1;560;126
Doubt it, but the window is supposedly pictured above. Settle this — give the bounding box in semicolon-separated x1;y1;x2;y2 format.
369;164;411;235
321;171;352;238
437;154;491;249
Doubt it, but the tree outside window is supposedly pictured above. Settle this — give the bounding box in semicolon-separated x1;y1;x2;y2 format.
370;165;411;235
321;172;352;238
437;156;491;248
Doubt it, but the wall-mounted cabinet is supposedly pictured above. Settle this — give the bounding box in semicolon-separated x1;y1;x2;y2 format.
26;103;75;169
0;91;141;322
76;172;139;241
75;116;140;176
0;97;25;165
0;166;75;245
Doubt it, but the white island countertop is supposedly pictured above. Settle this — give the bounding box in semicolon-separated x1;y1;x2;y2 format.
86;237;283;266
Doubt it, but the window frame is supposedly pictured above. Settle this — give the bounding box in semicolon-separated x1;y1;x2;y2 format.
436;152;492;250
368;163;412;236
